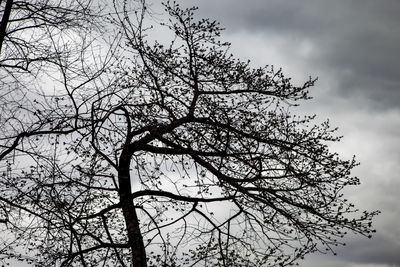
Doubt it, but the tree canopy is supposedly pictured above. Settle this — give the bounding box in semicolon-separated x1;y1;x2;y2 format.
0;1;378;266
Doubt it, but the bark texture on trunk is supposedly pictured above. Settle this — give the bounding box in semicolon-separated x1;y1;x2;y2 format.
119;153;147;267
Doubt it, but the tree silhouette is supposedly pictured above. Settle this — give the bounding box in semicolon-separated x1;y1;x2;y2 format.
0;1;378;266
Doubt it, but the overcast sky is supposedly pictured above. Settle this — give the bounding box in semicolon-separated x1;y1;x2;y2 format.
6;1;399;266
175;1;400;266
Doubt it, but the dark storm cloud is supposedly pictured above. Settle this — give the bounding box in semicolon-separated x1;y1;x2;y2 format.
310;234;400;266
187;0;400;110
180;1;400;267
304;234;400;267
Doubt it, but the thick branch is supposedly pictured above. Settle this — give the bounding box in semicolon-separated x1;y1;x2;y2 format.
0;0;13;54
131;190;234;203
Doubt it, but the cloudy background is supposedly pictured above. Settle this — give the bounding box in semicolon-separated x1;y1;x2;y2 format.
178;0;400;266
4;1;399;266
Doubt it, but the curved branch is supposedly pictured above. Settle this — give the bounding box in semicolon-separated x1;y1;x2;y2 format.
131;189;234;203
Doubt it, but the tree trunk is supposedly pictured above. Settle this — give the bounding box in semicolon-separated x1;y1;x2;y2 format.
118;152;147;267
0;0;13;54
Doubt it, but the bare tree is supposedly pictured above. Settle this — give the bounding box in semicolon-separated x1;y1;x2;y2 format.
0;0;97;67
0;1;378;266
0;0;109;161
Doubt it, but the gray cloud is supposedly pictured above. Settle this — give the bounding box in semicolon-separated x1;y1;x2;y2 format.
180;1;400;266
304;234;400;266
185;0;400;110
4;1;400;266
347;236;400;266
